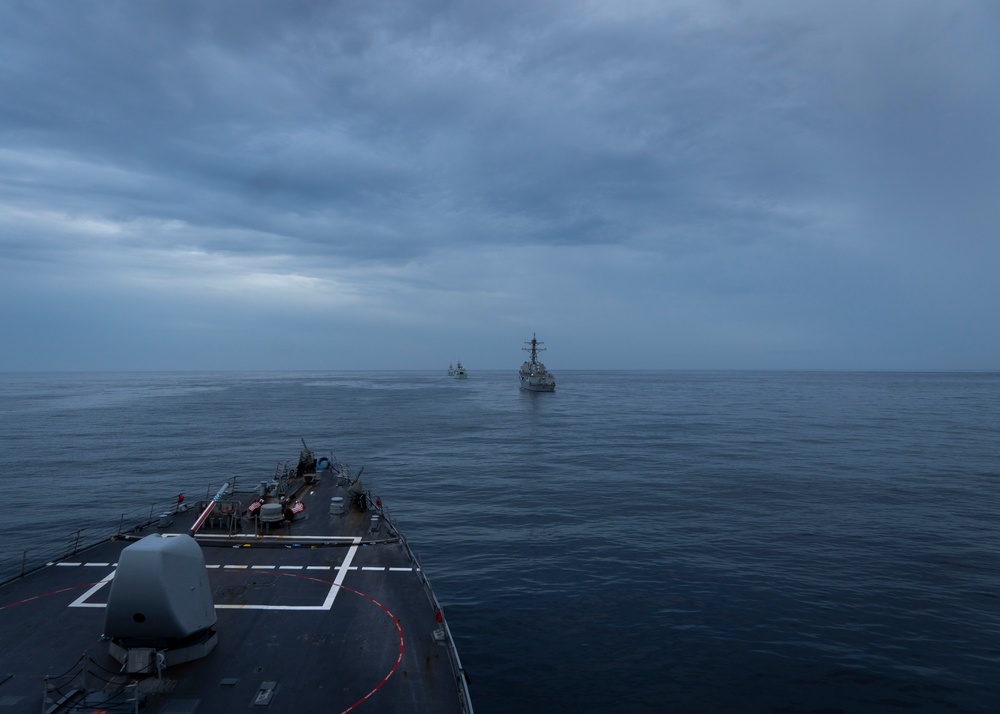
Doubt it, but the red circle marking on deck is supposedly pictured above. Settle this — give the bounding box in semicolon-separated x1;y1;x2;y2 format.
219;570;405;714
0;582;97;610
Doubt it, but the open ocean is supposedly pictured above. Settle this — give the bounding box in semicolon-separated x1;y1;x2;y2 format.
1;370;998;713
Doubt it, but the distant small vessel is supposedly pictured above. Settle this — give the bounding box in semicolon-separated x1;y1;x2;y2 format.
519;334;556;391
447;364;456;376
454;361;468;379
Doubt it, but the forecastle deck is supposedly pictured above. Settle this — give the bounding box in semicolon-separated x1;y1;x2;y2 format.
0;456;473;714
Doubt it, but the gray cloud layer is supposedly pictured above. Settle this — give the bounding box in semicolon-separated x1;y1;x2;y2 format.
2;1;998;369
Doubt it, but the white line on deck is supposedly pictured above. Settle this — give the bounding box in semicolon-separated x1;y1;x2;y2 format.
323;536;361;610
68;570;115;608
58;560;413;571
210;539;363;611
62;543;416;611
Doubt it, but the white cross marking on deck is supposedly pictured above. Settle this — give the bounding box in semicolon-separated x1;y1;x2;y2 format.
320;536;360;610
68;570;116;608
62;537;414;611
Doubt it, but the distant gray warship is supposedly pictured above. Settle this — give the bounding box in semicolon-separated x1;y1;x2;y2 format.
519;334;556;392
0;440;473;714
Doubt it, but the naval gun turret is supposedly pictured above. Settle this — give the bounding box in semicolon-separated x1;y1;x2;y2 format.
104;534;218;675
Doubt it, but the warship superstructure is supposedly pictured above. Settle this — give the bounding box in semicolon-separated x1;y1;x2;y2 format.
0;441;473;714
519;334;556;392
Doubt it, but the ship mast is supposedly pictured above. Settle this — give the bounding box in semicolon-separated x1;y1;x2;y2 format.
523;333;546;364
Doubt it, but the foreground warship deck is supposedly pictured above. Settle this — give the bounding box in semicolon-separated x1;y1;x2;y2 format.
0;444;473;714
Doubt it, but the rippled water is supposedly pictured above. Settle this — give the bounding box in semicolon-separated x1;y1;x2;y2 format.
2;371;998;712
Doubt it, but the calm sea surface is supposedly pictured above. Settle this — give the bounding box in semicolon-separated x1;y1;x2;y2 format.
1;370;998;713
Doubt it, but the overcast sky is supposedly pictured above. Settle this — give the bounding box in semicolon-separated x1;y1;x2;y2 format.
2;1;998;371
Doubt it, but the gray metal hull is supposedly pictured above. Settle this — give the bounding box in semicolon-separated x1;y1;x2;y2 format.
519;374;555;391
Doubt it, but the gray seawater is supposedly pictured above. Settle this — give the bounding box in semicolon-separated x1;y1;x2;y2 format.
1;370;998;713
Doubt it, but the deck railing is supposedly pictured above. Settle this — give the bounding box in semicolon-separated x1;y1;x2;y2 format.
389;506;475;714
0;494;190;585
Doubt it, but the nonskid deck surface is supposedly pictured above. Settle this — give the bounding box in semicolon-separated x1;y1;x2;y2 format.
0;461;471;714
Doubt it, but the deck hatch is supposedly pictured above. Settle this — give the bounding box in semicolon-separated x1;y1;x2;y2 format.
248;574;278;588
252;681;278;707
